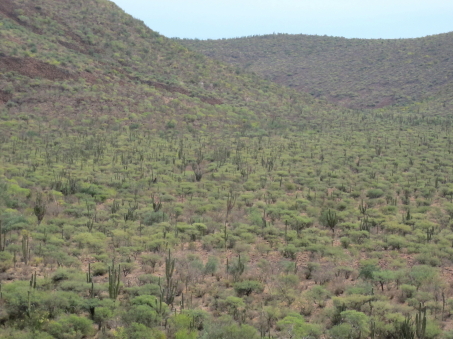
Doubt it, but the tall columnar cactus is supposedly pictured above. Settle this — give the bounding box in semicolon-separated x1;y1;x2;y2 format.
87;263;92;283
397;305;426;339
29;271;37;289
399;316;415;339
22;233;29;265
88;281;96;320
224;191;237;250
359;200;368;215
108;261;121;300
165;249;175;286
426;227;435;242
162;249;177;306
415;305;427;339
323;209;338;237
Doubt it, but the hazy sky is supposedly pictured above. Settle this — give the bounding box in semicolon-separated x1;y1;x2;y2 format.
112;0;453;40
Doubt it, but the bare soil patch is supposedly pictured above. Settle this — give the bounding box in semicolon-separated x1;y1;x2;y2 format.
0;56;75;81
0;90;12;104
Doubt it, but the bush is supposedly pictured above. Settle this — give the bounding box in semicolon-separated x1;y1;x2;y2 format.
91;262;108;276
280;244;299;260
340;236;351;249
46;314;94;339
234;280;264;296
0;251;13;272
366;189;384;199
200;316;260;339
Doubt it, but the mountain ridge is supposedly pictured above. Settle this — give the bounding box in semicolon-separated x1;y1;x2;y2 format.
178;31;453;109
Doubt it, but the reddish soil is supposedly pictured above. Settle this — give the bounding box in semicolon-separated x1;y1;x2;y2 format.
200;96;224;105
0;90;13;104
0;56;75;81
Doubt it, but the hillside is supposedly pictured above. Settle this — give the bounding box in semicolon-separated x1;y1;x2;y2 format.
0;0;329;133
3;1;453;339
178;32;453;109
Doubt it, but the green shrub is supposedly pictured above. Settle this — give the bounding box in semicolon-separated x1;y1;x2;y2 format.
340;236;351;249
46;314;94;339
91;262;108;276
0;251;13;272
366;189;384;199
234;280;264;296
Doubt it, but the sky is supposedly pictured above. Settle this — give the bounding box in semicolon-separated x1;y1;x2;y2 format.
112;0;453;40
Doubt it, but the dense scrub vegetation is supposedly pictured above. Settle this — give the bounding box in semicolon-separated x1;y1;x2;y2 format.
178;32;453;109
2;0;453;339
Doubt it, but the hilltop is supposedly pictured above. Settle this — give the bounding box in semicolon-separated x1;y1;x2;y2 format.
178;32;453;109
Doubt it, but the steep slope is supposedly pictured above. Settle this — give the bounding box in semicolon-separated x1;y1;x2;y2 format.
178;32;453;109
0;0;333;133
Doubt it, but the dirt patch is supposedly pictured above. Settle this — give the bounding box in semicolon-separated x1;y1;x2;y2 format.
200;96;224;105
0;56;74;81
0;90;13;104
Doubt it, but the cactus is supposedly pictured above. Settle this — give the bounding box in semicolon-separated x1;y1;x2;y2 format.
165;249;175;285
33;192;47;225
426;226;435;242
415;304;427;339
87;263;92;283
397;305;426;339
224;224;228;251
406;209;412;222
110;199;120;214
359;200;368;215
88;282;96;320
152;194;162;212
323;209;339;237
154;290;165;315
192;162;203;182
224;191;237;250
22;233;29;265
228;254;245;282
108;261;121;300
181;292;184;312
162;249;177;306
29;271;37;289
399;316;415;339
359;217;371;232
86;214;95;232
27;290;32;319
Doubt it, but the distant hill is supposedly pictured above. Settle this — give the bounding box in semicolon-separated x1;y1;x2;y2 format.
178;32;453;109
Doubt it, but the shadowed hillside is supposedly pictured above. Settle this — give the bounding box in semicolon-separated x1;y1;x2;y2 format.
178;32;453;109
